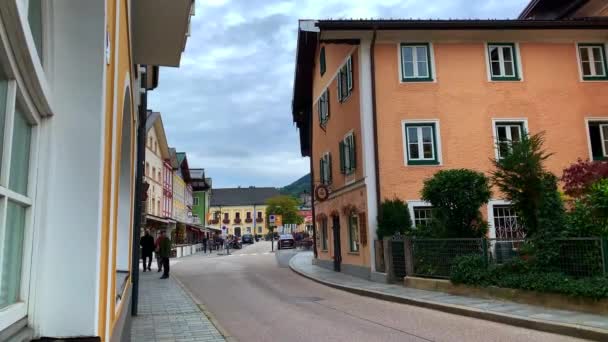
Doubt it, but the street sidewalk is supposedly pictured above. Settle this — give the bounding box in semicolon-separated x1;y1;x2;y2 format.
290;252;608;342
131;269;226;342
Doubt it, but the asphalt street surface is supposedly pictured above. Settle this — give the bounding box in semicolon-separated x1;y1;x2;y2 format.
172;241;586;342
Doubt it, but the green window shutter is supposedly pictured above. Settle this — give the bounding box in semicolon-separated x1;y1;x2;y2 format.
339;141;345;174
319;158;325;184
326;89;330;120
320;47;326;76
318;100;323;125
350;134;356;173
328;153;333;184
337;72;342;103
347;57;353;91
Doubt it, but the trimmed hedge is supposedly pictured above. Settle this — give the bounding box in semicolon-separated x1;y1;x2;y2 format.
451;256;608;300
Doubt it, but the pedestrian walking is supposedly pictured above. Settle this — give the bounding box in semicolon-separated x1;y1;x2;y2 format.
157;230;172;279
155;234;163;272
202;235;208;253
139;229;155;272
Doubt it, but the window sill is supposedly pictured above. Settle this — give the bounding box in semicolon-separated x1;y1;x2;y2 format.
320;249;329;253
582;77;608;82
406;160;440;166
347;251;360;255
401;78;434;83
490;77;521;82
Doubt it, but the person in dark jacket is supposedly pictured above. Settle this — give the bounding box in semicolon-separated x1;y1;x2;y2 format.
139;229;155;272
157;230;172;279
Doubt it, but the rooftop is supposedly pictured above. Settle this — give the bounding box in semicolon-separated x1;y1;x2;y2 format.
210;187;280;206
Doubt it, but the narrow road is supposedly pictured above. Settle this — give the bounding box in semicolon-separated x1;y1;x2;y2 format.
173;241;585;342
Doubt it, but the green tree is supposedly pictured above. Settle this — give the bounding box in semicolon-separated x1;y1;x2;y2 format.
491;132;565;239
421;169;491;238
265;195;304;226
377;198;412;239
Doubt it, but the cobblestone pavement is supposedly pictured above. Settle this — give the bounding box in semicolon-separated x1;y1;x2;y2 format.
131;269;226;342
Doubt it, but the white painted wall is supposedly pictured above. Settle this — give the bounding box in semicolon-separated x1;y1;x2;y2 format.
30;0;105;337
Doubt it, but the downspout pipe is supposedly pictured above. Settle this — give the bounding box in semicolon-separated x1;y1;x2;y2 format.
370;29;382;214
131;65;148;316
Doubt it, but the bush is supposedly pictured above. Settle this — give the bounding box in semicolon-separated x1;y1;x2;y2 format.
377;198;412;240
566;179;608;237
562;159;608;198
421;169;491;238
450;256;608;299
450;255;488;285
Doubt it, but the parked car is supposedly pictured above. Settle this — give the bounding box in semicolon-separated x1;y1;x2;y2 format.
277;234;295;250
242;234;254;244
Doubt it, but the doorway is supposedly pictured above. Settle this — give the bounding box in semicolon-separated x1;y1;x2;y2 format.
332;215;342;272
234;227;241;237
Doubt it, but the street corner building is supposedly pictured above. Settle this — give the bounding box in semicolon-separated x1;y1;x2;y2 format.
291;0;608;281
0;0;195;341
208;187;281;237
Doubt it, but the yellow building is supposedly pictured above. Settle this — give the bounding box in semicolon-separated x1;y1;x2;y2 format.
209;187;281;237
0;1;194;340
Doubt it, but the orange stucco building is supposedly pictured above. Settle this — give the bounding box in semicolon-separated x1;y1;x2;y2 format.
292;7;608;280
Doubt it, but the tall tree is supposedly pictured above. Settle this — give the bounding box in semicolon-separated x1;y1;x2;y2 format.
265;195;304;225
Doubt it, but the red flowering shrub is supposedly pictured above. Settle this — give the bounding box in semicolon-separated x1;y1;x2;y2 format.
561;159;608;198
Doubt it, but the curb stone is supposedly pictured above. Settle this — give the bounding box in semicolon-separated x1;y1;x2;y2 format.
288;256;608;342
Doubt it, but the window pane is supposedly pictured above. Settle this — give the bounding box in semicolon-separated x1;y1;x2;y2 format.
9;105;32;195
594;61;605;76
498;142;510;158
491;62;501;76
582;61;592;75
592;47;602;62
407;127;418;143
409;144;419;159
402;47;413;62
0;79;7;168
503;47;513;61
28;0;43;63
580;48;590;62
497;126;507;141
403;62;414;77
417;61;428;77
490;47;499;61
416;47;427;62
504;61;514;76
423;143;433;159
421;127;433;143
0;201;26;308
510;126;521;142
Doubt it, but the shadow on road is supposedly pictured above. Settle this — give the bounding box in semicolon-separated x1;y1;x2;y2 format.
275;249;300;268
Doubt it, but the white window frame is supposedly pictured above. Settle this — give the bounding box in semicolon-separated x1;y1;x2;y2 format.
401;119;443;166
585;117;608;160
398;42;435;82
0;83;40;331
491;118;528;160
406;200;432;228
484;43;523;82
576;43;608;80
193;197;199;206
487;200;514;239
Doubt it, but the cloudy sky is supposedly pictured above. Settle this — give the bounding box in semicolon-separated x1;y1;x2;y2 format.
148;0;529;188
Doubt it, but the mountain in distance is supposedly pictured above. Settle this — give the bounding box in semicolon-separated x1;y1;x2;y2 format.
280;173;311;198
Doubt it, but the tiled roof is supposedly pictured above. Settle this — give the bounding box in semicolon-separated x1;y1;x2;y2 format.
210;187;280;206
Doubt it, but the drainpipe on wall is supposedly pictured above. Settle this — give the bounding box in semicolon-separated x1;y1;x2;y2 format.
370;29;382;214
131;65;148;316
